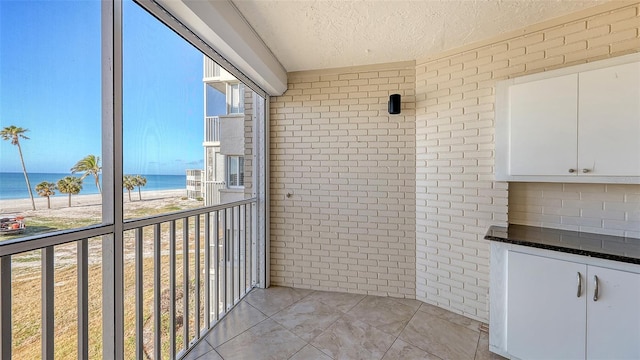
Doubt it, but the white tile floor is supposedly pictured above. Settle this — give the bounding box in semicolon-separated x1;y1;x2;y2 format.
183;286;505;360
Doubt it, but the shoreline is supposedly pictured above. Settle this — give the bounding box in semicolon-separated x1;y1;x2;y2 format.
0;188;188;214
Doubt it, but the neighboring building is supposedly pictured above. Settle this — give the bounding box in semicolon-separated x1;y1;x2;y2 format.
187;57;254;204
185;169;203;199
201;57;246;206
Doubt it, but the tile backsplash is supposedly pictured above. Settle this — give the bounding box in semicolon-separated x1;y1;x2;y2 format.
509;182;640;239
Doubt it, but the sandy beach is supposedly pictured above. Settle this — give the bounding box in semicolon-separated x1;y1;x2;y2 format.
0;189;196;218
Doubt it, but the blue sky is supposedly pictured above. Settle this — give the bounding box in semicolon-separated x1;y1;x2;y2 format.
0;0;225;175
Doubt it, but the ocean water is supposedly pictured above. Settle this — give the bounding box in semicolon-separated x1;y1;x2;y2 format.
0;172;186;200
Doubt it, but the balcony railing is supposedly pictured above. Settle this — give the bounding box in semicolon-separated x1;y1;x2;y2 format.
0;199;257;359
203;58;238;83
205;116;220;143
204;181;226;206
203;59;220;79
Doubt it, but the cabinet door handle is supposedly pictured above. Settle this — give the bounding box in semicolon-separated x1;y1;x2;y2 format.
568;168;576;173
593;275;599;302
582;168;591;173
577;272;582;297
577;271;582;297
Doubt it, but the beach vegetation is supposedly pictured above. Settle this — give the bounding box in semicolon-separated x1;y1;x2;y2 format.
123;175;136;201
57;176;83;207
35;181;57;209
1;125;36;210
134;174;147;200
29;216;97;231
129;204;183;217
71;154;102;194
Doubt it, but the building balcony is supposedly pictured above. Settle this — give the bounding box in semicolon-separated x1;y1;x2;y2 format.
186;170;204;199
0;196;502;360
205;116;221;144
203;58;238;84
204;115;244;153
204;181;226;206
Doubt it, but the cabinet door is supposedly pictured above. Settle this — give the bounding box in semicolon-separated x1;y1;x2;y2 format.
587;266;640;359
579;61;640;176
508;251;586;359
509;74;578;176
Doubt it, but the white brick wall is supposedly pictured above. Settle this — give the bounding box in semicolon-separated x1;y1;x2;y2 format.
269;62;417;298
244;88;254;198
267;1;639;322
416;3;640;322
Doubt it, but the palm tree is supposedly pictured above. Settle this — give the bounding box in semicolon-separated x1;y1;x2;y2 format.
71;154;101;194
133;175;147;201
35;182;56;209
57;176;83;207
1;125;36;210
123;175;136;202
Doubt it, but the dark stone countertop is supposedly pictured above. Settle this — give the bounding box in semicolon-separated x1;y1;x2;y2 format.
484;224;640;265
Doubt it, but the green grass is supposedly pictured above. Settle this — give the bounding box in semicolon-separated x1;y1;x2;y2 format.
28;216;99;229
10;253;41;263
0;217;99;242
129;205;184;218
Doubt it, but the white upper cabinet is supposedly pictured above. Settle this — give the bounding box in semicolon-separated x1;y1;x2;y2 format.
496;53;640;183
508;74;578;176
579;61;640;177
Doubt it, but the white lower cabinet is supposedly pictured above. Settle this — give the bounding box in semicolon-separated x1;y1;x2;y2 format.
507;251;586;359
506;251;640;360
586;266;640;360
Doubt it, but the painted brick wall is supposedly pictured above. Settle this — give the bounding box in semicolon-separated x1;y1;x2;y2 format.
416;3;640;321
244;88;254;198
269;62;417;298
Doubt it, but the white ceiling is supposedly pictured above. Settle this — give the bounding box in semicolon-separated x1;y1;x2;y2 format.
231;0;607;72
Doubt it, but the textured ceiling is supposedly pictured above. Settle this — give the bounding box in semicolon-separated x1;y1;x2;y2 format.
232;0;607;72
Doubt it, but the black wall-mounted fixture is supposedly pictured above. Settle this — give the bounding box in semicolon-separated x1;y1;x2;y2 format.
388;94;401;114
